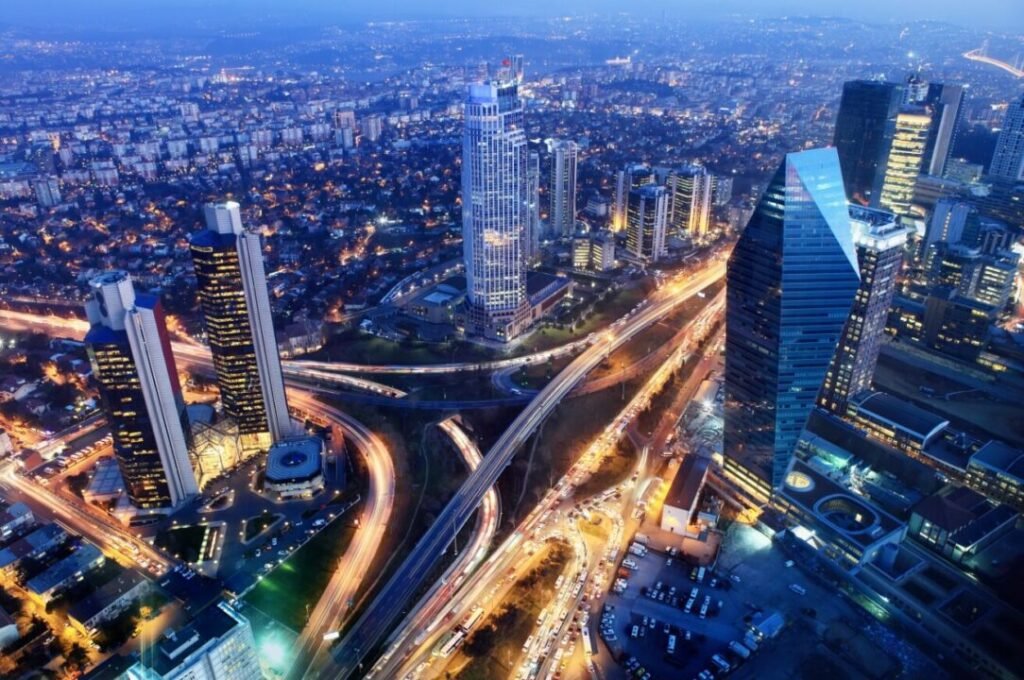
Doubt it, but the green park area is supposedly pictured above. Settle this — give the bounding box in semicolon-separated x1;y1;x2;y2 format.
449;539;571;680
244;515;357;631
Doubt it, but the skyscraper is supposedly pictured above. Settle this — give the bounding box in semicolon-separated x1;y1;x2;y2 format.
818;206;909;415
462;78;531;341
990;93;1024;181
879;110;932;217
546;139;578;238
833;80;903;206
190;202;292;449
84;272;198;510
667;165;715;240
612;163;654;231
525;150;541;263
724;148;861;498
625;185;668;264
921;82;964;178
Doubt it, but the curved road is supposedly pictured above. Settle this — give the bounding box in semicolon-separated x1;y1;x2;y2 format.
287;391;396;680
363;418;499;680
321;260;726;679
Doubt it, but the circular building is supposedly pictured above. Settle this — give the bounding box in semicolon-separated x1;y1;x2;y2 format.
264;436;325;499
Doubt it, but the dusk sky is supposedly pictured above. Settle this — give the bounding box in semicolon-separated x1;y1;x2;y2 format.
4;0;1024;32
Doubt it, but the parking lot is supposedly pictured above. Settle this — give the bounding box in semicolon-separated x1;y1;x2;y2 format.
593;522;937;680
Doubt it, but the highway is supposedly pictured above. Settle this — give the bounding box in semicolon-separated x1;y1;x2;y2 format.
393;305;724;680
0;308;591;379
287;391;396;680
322;259;726;678
362;418;499;680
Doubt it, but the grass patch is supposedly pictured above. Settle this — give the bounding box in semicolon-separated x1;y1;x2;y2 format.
154;525;208;563
452;539;572;679
244;515;357;631
243;513;282;543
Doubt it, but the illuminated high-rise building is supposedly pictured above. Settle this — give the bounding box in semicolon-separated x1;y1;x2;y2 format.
833;80;903;206
667;165;715;240
818;206;908;415
546;139;578;238
625;185;668;263
724;148;860;499
190;202;292;449
612;163;654;231
878;110;931;217
990;93;1024;181
462;77;531;341
84;272;198;510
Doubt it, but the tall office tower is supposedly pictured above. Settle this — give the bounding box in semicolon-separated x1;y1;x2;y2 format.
612;163;654;231
546;139;579;238
833;80;904;206
879;110;932;217
990;93;1024;180
922;82;964;177
525;151;541;263
84;272;198;510
723;148;860;499
818;207;909;415
667;165;715;240
625;185;668;263
462;78;532;342
190;202;292;449
127;601;262;680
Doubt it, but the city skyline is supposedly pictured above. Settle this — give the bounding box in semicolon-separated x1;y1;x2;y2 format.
0;9;1021;680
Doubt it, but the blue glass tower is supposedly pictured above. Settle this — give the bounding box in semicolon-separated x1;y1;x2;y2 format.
723;148;861;499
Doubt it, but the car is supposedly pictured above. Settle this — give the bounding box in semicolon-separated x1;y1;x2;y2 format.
278;550;288;556
790;584;806;595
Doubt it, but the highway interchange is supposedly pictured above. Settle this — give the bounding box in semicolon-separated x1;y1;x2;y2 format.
0;254;726;680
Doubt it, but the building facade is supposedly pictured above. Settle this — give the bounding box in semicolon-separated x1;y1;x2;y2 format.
818;206;908;414
546;139;578;238
879;110;931;217
85;272;198;510
625;184;668;263
461;79;532;341
723;148;861;499
190;202;291;450
127;601;263;680
667;165;715;240
990;93;1024;181
833;80;903;206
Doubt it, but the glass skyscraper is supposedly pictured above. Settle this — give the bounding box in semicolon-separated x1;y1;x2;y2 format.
833;80;903;207
990;93;1024;181
462;77;531;341
724;148;861;499
190;202;292;450
84;271;198;510
818;206;909;415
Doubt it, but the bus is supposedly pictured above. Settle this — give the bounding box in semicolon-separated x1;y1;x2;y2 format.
582;626;594;657
459;606;483;633
432;630;465;658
